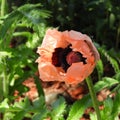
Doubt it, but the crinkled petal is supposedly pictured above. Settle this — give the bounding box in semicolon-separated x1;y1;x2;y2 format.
36;48;52;62
65;62;95;84
36;29;100;85
63;30;100;61
41;29;69;49
38;61;63;81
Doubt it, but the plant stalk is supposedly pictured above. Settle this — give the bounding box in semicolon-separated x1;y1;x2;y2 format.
86;76;101;120
3;58;8;98
1;0;6;17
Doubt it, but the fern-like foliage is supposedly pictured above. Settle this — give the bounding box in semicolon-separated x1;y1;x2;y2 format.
51;97;66;120
67;95;92;120
0;3;51;103
96;59;104;80
0;3;51;40
98;47;120;73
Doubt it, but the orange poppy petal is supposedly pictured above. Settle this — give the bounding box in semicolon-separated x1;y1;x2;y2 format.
63;30;100;61
36;29;100;85
38;61;62;81
41;29;69;49
66;62;95;84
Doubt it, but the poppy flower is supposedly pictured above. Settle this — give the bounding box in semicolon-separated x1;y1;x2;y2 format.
36;29;100;84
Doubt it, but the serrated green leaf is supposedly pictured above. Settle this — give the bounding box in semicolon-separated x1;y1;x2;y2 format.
67;95;92;120
3;111;15;120
32;96;45;110
32;108;48;120
31;97;48;120
94;77;119;92
99;48;119;73
11;97;31;111
111;89;120;119
0;3;50;39
0;98;9;112
12;110;26;120
101;97;113;120
51;97;66;120
96;59;104;80
26;33;39;49
90;112;97;120
0;11;20;39
17;3;51;25
0;51;12;57
114;71;120;82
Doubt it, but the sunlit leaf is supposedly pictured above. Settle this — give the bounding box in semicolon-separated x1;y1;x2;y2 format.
0;3;50;39
90;112;97;120
0;99;9;112
101;97;113;120
111;89;120;119
94;77;119;91
51;97;66;120
32;108;48;120
12;111;26;120
67;95;92;120
96;59;104;80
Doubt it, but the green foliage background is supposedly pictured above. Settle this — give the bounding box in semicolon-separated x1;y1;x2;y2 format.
0;0;120;120
8;0;120;49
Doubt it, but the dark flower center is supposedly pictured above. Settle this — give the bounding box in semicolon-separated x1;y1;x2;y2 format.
52;45;87;72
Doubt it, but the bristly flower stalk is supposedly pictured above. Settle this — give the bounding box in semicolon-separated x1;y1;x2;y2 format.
86;76;101;120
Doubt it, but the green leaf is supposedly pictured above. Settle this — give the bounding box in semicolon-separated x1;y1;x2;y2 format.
32;97;48;120
10;97;31;111
90;112;97;120
32;108;48;120
0;98;9;112
114;71;120;82
26;33;39;49
12;111;26;120
34;75;45;98
0;51;12;57
0;3;50;39
96;59;104;80
67;95;92;120
109;13;115;29
94;77;119;92
99;48;119;73
111;89;120;119
101;97;113;120
32;96;45;110
51;97;66;120
0;11;20;39
4;112;15;120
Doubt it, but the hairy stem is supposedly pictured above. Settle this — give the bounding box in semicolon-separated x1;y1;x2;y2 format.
86;76;101;120
3;58;8;98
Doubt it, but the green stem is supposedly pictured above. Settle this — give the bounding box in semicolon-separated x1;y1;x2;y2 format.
1;0;6;17
116;21;120;50
86;76;101;120
3;58;8;98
